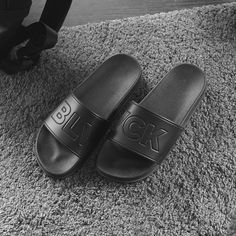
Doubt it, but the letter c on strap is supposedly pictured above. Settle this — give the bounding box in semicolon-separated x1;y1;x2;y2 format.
123;116;145;140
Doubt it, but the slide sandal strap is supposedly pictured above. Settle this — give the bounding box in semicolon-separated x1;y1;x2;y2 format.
45;94;108;159
109;101;184;163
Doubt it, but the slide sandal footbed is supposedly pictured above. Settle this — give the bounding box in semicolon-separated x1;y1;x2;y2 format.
36;54;141;178
96;64;206;183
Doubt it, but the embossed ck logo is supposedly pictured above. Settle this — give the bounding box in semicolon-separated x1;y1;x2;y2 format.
52;101;71;125
121;112;167;153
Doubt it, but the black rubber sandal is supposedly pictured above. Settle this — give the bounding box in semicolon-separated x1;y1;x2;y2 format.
96;64;206;183
36;54;141;178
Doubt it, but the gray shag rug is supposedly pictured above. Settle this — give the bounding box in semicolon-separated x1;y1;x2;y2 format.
0;3;236;236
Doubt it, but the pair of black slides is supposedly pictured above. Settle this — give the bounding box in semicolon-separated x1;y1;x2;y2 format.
36;54;206;183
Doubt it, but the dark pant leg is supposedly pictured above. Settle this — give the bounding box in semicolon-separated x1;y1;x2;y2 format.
39;0;72;32
0;0;32;58
0;0;32;27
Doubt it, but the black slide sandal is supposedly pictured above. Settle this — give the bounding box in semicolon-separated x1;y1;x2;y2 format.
36;54;141;178
96;64;206;183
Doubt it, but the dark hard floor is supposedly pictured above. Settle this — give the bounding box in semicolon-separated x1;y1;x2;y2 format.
25;0;235;26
